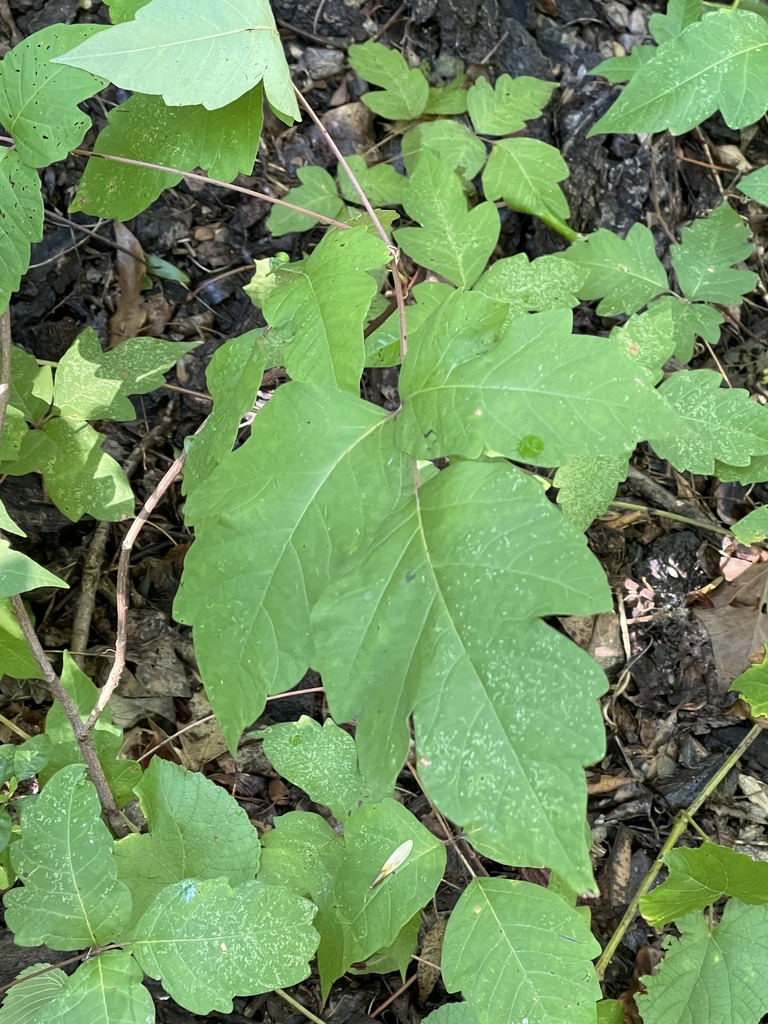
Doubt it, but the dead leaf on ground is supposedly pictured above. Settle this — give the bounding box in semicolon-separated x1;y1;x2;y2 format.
693;562;768;692
417;917;446;1003
109;221;148;346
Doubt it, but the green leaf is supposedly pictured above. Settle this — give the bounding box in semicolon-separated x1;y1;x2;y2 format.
646;295;723;364
636;902;768;1024
10;345;53;422
670;201;756;304
0;500;23;538
174;382;410;751
596;999;625;1024
38;951;154;1024
0;734;51;785
590;46;659;83
348;41;428;120
35;418;135;522
394;153;499;288
557;223;668;316
729;645;768;715
104;0;151;21
649;0;702;43
483;138;572;236
466;74;557;135
733;507;768;545
350;913;420;978
258;810;343;907
424;75;469;115
611;303;677;383
591;9;768;136
640;843;768;928
338;155;408;207
72;86;264;221
0;598;44;679
114;758;260;934
40;652;141;807
183;330;264;494
313;461;610;889
0;25;106;167
262;226;389;392
423;1006;480;1024
315;799;445;997
401;120;487;180
0;540;68;598
473;251;586;326
0;964;67;1024
53;328;196;421
0;149;43;316
740;163;768;207
4;764;132;949
365;281;453;368
53;0;298;118
555;454;628;531
262;716;371;818
244;255;288;309
651;370;768;475
132;879;317;1014
396;292;674;466
442;879;601;1024
267;166;348;235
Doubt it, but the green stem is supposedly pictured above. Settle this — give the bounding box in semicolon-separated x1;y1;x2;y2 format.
609;501;733;537
275;988;325;1024
596;723;762;981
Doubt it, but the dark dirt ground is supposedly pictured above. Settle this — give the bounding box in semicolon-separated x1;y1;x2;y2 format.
4;0;768;1021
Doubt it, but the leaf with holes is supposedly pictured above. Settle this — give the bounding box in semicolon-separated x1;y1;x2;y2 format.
0;150;43;316
53;0;298;118
0;25;106;167
37;951;154;1024
313;460;610;890
473;252;586;327
555;454;629;531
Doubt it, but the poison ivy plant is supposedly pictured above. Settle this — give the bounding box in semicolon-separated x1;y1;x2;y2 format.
348;40;429;120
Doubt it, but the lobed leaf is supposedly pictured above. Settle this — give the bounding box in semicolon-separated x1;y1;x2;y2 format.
0;150;43;316
590;46;658;84
315;799;445;997
644;295;722;364
37;951;154;1024
4;764;132;949
670;201;756;304
262;716;371;818
732;507;768;545
313;460;610;889
53;0;298;118
396;291;675;466
263;226;389;392
394;152;499;289
641;842;768;928
473;251;585;327
72;86;264;221
0;25;106;168
347;41;428;120
729;645;768;714
442;879;601;1024
591;9;768;136
650;370;768;475
466;74;557;135
636;902;768;1024
53;328;196;421
482;138;572;236
174;381;410;751
132;879;317;1014
556;222;668;316
424;76;470;115
338;155;408;207
401;120;487;180
114;758;261;933
649;0;702;43
183;330;265;495
267;166;348;235
258;810;343;908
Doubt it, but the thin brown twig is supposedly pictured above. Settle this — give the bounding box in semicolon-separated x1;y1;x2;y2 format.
370;971;418;1017
67;148;352;231
9;594;127;836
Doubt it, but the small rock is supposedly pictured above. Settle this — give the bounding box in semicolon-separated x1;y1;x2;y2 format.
321;101;375;156
303;47;346;79
602;1;629;30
